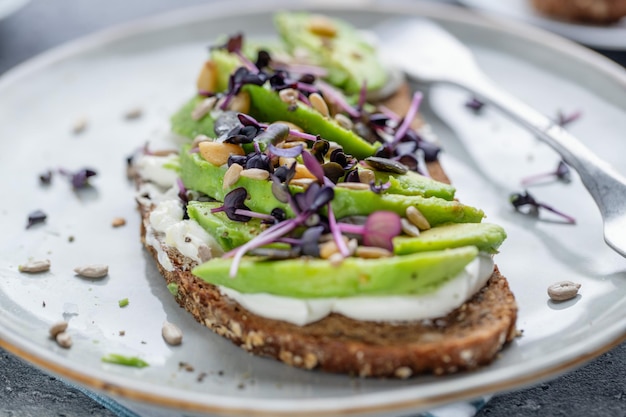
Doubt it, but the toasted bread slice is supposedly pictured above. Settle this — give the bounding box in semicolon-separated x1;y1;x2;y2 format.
134;85;518;378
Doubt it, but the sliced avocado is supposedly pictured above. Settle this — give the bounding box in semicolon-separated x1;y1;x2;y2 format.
274;12;388;94
211;48;241;92
187;201;265;251
171;96;216;139
180;147;484;226
193;246;478;298
244;84;379;159
370;168;456;200
393;223;507;255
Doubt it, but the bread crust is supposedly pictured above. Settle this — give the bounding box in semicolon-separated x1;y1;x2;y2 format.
530;0;626;24
136;85;518;378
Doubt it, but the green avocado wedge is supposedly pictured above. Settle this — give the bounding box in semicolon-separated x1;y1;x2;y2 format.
187;201;265;251
244;84;379;159
274;12;388;94
179;147;484;226
393;223;507;255
193;246;478;298
171;96;216;139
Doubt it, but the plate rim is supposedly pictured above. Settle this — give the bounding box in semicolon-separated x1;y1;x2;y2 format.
0;0;625;414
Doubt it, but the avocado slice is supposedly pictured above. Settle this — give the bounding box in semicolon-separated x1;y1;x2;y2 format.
179;147;484;226
244;84;379;159
193;246;478;298
187;201;265;251
393;223;507;255
274;12;388;94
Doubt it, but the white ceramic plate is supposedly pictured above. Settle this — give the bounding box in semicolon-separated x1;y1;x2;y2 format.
0;1;625;416
457;0;626;50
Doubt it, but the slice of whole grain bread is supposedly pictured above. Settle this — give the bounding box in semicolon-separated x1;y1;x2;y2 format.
135;85;518;378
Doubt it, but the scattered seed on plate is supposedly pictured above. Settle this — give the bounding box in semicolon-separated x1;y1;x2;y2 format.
548;281;581;301
55;332;72;349
74;264;108;279
72;117;88;134
124;107;143;120
26;210;47;229
49;321;68;338
162;321;183;346
19;259;51;274
111;217;126;228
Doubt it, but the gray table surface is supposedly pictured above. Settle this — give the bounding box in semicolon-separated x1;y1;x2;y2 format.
0;1;625;416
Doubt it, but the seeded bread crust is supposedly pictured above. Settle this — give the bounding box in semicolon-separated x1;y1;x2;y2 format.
136;85;518;378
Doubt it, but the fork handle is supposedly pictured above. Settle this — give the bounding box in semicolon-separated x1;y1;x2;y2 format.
463;76;626;221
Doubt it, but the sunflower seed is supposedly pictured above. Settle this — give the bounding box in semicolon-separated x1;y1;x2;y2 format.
162;321;183;346
223;163;243;189
74;264;108;279
309;93;330;118
548;281;581;301
49;321;68;338
18;259;51;273
406;206;431;230
55;332;72;349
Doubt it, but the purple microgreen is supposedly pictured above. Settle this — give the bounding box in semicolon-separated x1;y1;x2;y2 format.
393;91;423;144
521;160;571;186
316;80;360;118
224;213;306;277
295;82;319;94
302;150;325;183
233;209;275;222
255;50;271;70
39;170;53;185
287;130;318;142
300;225;325;257
59;167;97;189
357;80;368;111
273;162;296;184
369;180;391;194
189;147;200;154
245;152;273;172
267;143;303;158
556;110;582;127
327;201;350;257
211;187;252;222
297;91;312;107
344;169;360;183
237;113;262;128
270;207;287;223
224;33;243;54
227;154;247;167
377;105;401;123
224;124;258;144
270;174;291;204
465;96;485;112
26;209;47;229
176;178;188;204
362;211;402;251
510;190;576;224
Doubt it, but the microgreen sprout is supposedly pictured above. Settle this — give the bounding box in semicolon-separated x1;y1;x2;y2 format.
521;160;571;186
465;96;485;112
369;180;391;194
556;109;582;127
393;91;423;144
510;190;576;224
26;209;47;229
58;167;97;189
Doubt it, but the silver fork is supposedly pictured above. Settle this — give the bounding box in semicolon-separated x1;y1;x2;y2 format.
376;18;626;257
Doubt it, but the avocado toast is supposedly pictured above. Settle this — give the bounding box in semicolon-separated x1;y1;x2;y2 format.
133;12;517;378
